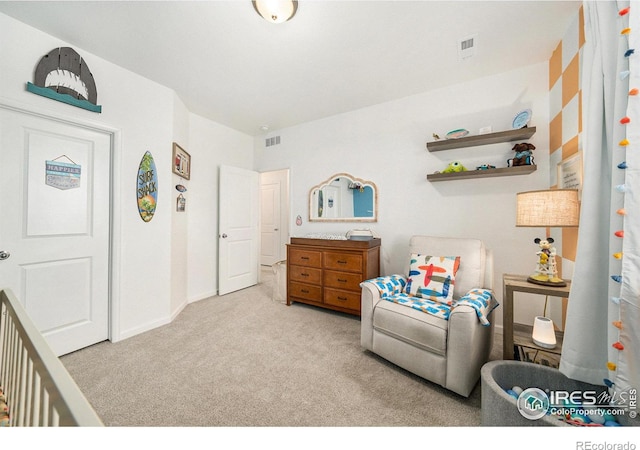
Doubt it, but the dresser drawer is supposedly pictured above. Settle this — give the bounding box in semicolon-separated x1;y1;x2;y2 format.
289;265;322;285
289;248;322;267
324;270;362;291
324;288;361;311
289;281;322;302
323;251;362;272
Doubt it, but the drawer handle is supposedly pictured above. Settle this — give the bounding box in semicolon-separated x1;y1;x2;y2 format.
301;289;309;294
337;260;347;264
300;256;310;260
301;273;309;277
337;296;348;301
337;278;347;283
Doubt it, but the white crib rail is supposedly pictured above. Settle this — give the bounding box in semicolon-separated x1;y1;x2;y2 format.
0;289;103;426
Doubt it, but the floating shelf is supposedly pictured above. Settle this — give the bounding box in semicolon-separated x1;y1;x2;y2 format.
426;165;537;182
427;127;537;152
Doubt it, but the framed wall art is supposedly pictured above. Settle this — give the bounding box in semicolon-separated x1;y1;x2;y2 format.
557;152;583;192
172;142;191;180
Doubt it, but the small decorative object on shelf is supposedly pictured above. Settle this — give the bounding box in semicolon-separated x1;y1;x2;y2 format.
445;128;469;139
512;109;532;129
508;143;536;167
528;237;566;287
476;164;496;170
441;161;468;173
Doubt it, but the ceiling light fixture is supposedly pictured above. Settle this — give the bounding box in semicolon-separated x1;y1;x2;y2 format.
252;0;298;24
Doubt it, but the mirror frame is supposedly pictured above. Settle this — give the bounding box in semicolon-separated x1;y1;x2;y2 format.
308;173;378;222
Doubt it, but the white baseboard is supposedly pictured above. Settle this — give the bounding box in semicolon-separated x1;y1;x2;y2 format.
114;317;171;342
188;290;217;304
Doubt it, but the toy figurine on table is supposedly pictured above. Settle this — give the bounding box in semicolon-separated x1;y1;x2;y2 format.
527;237;567;287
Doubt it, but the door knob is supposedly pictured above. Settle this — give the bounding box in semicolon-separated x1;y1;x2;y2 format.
221;233;228;238
0;251;10;261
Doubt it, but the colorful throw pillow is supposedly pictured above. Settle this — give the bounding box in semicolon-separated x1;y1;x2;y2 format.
404;254;460;305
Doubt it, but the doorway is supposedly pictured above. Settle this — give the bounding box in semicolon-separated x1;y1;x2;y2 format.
260;169;290;266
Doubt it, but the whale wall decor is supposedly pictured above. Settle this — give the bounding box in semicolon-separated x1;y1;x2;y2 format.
26;47;102;113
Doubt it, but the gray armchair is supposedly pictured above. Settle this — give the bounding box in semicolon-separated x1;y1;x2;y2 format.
360;235;496;397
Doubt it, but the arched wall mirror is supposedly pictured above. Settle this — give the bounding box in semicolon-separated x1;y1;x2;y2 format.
309;173;377;222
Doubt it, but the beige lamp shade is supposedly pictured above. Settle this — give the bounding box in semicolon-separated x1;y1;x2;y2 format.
516;189;580;227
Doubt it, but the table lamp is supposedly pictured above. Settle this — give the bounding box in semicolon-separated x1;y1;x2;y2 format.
531;315;557;349
516;189;579;350
516;189;580;287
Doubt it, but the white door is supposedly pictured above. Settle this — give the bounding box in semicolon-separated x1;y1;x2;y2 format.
260;169;289;266
218;165;259;295
260;180;280;266
0;106;111;356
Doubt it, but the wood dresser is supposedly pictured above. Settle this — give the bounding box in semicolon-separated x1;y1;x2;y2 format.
286;237;381;316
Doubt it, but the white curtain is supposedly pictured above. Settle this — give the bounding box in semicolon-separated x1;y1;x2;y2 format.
560;1;639;399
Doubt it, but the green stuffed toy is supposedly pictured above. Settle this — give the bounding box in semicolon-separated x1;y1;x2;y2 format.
442;161;468;173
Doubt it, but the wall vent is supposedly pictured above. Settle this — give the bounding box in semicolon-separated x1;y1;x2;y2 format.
265;136;281;147
458;34;477;61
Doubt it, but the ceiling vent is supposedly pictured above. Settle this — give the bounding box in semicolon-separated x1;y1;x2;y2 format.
458;34;477;61
265;136;281;147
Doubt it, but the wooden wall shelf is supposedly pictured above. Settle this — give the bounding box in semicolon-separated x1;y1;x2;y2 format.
426;127;537;152
426;164;537;181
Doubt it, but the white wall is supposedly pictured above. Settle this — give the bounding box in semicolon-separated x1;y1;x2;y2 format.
0;13;255;341
171;94;191;319
255;62;553;328
187;113;254;303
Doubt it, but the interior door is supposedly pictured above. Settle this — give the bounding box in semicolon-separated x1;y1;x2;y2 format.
0;105;111;356
259;169;289;266
218;165;259;295
260;179;281;266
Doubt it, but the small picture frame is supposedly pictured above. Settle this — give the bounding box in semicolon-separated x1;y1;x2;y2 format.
172;142;191;180
557;152;583;192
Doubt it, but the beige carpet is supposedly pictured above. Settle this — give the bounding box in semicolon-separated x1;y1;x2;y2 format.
61;268;503;427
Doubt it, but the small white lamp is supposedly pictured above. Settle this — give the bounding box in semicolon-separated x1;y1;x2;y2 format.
532;316;557;349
